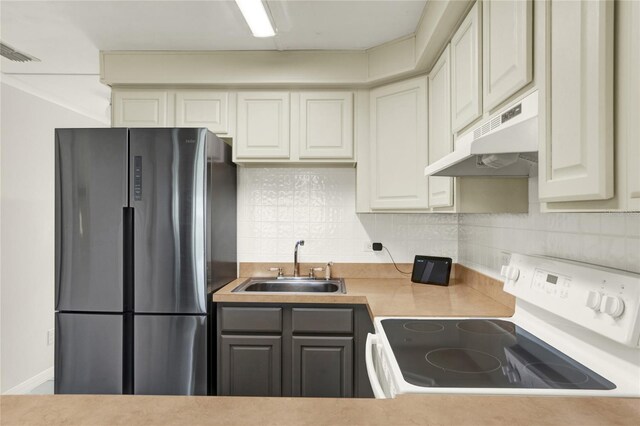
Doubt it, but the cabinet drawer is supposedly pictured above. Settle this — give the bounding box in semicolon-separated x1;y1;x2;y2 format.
292;308;353;334
220;307;282;332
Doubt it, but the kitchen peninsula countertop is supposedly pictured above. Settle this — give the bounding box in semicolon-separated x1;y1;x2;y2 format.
2;393;639;425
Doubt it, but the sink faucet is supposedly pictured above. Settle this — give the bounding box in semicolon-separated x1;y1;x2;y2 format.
293;240;305;277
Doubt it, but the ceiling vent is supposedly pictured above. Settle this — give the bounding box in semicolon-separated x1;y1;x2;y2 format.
0;42;40;62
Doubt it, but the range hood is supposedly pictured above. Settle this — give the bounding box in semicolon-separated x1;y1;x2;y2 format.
424;91;538;177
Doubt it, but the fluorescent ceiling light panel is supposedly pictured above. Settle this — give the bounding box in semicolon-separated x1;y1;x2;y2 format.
235;0;276;38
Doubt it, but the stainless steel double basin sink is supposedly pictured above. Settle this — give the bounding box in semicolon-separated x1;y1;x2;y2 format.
232;278;346;294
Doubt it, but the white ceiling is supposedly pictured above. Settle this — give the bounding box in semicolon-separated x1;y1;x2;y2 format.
0;0;427;121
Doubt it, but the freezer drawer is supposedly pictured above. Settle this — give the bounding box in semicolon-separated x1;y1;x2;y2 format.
55;128;128;312
134;315;207;395
129;128;207;314
55;313;123;394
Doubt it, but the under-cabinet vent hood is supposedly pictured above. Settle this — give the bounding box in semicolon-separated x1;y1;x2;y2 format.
424;91;538;177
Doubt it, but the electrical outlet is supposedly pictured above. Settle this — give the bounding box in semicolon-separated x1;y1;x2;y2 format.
363;242;373;252
47;329;55;346
500;251;512;267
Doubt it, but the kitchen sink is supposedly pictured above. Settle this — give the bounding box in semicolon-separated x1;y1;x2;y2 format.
232;278;346;294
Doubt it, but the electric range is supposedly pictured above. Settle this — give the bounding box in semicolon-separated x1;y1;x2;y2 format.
366;254;640;398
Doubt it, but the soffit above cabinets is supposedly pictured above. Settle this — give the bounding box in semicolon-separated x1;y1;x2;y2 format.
1;0;427;75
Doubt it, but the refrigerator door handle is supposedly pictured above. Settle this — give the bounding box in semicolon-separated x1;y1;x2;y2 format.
123;207;134;312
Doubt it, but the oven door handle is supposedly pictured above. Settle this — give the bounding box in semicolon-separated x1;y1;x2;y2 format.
365;333;387;399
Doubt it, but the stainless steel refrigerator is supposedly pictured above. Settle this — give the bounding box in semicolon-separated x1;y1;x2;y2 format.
54;128;236;395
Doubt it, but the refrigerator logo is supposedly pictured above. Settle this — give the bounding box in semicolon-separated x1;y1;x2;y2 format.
185;139;196;144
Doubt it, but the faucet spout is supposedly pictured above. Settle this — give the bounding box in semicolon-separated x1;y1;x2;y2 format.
294;240;305;277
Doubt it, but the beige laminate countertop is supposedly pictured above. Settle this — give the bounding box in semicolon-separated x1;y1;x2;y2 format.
2;394;639;426
212;276;515;318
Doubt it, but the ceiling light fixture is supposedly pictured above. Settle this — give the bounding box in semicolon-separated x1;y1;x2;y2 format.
235;0;276;38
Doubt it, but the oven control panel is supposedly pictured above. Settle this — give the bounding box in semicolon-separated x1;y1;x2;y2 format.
502;254;640;347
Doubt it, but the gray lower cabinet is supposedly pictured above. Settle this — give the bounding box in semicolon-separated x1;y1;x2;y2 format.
219;335;281;396
292;336;353;397
217;303;373;398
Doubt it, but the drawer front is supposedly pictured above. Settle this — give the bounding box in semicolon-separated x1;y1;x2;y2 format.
220;306;282;332
292;308;353;334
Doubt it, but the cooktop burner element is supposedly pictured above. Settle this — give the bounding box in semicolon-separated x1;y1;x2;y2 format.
426;348;502;374
403;321;445;333
381;319;615;390
457;319;515;335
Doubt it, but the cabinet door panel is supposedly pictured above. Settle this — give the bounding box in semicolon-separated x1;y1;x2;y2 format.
112;90;167;127
370;77;429;210
428;46;454;208
624;0;640;210
539;0;613;202
292;336;353;398
220;335;281;396
175;91;228;134
298;92;354;159
483;0;532;112
236;92;290;159
451;1;482;132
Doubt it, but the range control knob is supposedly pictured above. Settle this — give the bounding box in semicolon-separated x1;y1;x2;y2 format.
500;265;520;282
600;295;625;318
585;291;602;311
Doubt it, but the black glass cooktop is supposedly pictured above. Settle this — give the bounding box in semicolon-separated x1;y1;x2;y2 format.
381;319;615;390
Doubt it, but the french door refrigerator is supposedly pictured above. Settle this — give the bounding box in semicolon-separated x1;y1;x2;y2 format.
54;128;236;395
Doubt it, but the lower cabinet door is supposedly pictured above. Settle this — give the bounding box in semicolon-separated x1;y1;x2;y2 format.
220;335;282;396
292;336;353;397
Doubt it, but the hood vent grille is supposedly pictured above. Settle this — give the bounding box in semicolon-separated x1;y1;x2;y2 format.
0;42;39;62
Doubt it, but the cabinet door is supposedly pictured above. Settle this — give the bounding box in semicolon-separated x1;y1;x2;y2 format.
539;0;614;202
369;77;429;210
236;92;290;159
483;0;532;112
298;92;353;159
624;0;640;211
220;335;281;396
112;90;167;127
292;336;353;398
175;91;228;134
428;46;454;208
451;1;482;132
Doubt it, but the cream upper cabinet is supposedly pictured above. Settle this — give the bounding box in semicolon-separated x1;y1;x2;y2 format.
428;46;453;208
483;0;532;112
451;1;482;132
369;77;429;210
538;0;614;203
175;91;229;134
297;92;354;159
112;90;167;127
626;1;640;211
236;92;290;159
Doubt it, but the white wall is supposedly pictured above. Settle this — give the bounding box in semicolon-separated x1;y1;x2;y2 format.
237;167;458;264
0;82;106;393
458;173;640;279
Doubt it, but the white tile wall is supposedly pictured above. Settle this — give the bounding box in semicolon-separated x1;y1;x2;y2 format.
237;167;458;263
237;167;639;278
458;173;640;278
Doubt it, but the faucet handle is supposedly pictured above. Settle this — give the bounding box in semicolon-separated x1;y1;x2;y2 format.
308;267;324;278
269;267;284;277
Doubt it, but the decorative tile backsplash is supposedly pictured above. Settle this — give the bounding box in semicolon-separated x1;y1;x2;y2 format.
237;167;458;264
458;174;640;278
237;167;639;278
